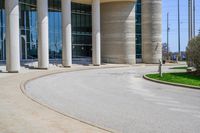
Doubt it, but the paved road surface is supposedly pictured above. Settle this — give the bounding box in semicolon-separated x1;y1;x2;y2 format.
25;66;200;133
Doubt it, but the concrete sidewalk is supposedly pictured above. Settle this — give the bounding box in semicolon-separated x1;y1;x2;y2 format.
0;65;120;133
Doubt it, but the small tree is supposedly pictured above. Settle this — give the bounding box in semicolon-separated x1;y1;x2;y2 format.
186;36;200;72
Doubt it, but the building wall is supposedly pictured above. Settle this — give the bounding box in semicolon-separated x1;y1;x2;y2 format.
101;1;136;64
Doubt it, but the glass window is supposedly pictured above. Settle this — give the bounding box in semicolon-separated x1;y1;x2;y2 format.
1;0;92;61
135;0;142;59
0;0;6;61
48;0;62;59
19;0;38;60
71;2;92;58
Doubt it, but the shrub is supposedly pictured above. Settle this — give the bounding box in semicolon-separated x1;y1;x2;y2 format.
186;36;200;71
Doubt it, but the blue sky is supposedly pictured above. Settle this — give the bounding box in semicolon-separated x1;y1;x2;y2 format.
162;0;200;52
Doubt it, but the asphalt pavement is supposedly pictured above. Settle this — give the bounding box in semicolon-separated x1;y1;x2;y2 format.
25;65;200;133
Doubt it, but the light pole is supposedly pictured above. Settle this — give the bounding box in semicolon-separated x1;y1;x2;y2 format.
193;0;195;36
188;0;196;40
167;13;171;61
178;0;181;59
188;0;192;41
167;13;169;55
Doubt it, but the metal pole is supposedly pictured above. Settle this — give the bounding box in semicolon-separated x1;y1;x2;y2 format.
191;0;193;38
178;0;181;58
188;0;191;41
193;0;195;36
167;13;169;55
188;0;189;40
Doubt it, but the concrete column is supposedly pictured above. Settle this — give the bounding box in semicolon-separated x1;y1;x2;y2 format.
37;0;49;69
101;2;136;64
5;0;20;72
61;0;72;67
142;0;162;64
92;0;101;66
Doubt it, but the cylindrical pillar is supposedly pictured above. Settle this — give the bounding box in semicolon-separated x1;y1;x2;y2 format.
5;0;20;72
92;0;101;66
37;0;49;69
142;0;162;64
62;0;72;67
101;2;136;64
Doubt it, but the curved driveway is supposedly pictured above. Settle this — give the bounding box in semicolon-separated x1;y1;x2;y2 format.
25;66;200;133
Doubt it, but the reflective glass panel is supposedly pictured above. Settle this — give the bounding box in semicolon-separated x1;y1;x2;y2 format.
48;0;62;59
0;0;6;61
72;2;92;58
2;1;93;61
19;0;38;60
135;0;142;59
48;1;92;59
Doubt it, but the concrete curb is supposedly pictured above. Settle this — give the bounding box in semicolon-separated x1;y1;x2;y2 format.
143;74;200;90
20;65;130;133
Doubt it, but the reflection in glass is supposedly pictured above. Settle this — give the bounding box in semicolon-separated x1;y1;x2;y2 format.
0;0;6;61
19;0;38;60
48;0;62;59
48;1;92;59
71;2;92;58
136;0;142;59
1;1;94;61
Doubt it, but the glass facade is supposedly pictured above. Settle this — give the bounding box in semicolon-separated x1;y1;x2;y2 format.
48;0;62;59
19;0;38;60
48;1;92;59
135;0;142;59
0;0;142;62
71;3;92;58
0;0;6;61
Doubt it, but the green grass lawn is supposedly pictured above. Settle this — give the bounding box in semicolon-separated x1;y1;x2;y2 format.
146;73;200;87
